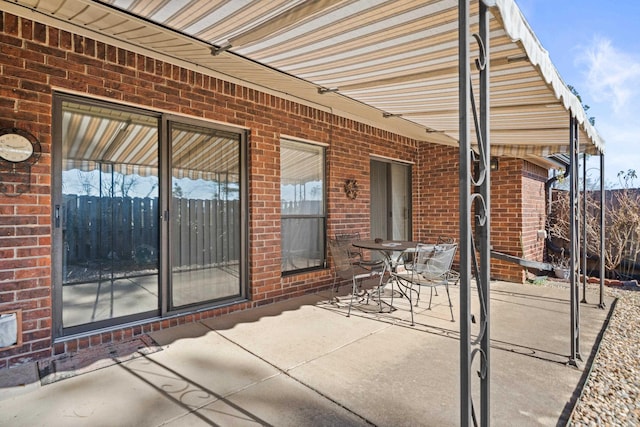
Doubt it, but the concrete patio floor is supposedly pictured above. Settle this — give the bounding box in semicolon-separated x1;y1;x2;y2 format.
0;280;614;426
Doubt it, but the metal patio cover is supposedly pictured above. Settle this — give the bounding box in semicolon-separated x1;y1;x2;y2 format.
9;0;604;159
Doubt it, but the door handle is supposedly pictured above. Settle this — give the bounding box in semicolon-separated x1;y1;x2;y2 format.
54;205;60;228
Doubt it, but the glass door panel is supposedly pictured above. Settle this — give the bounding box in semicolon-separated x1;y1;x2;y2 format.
60;101;160;331
170;122;242;308
390;163;410;240
370;159;411;241
370;160;388;240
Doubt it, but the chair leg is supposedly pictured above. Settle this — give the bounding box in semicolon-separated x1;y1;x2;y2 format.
347;277;358;317
408;284;415;326
396;278;415;325
366;272;381;307
445;283;454;322
370;280;381;313
389;276;395;312
427;287;434;309
331;275;338;303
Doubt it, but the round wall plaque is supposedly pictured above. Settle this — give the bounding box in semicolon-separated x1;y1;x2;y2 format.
0;128;41;165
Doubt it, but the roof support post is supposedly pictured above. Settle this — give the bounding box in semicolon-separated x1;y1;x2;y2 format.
477;2;491;426
568;114;582;366
459;0;472;424
460;1;491;425
599;152;606;308
581;153;588;303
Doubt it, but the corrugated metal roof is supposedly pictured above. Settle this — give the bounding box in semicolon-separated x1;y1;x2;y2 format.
7;0;604;157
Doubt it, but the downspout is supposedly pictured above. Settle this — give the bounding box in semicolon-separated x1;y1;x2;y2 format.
545;155;571;263
545;155;571;216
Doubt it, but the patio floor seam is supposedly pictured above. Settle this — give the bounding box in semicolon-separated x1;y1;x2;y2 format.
316;288;617;370
198;318;390;425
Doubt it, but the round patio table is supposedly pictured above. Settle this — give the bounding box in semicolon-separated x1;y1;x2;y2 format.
352;239;419;253
351;240;425;312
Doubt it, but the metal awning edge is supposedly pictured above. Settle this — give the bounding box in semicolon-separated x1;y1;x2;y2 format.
487;0;605;154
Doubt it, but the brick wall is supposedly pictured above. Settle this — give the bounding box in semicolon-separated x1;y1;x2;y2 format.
414;143;460;243
0;12;422;368
413;152;549;283
491;158;548;282
0;12;55;367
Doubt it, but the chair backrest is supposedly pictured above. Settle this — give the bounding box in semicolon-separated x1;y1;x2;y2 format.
412;243;457;280
436;236;456;245
334;232;363;260
328;239;356;280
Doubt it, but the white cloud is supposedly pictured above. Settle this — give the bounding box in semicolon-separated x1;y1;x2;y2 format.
578;37;640;114
577;37;640;187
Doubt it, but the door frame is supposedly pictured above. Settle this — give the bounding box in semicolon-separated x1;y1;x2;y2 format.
369;156;412;241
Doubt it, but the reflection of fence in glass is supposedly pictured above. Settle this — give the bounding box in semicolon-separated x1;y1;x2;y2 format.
63;195;240;282
172;197;240;270
64;195;159;265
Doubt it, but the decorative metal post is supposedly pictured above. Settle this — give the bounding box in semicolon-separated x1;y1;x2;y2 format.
574;118;582;360
460;1;490;425
599;152;606;309
581;153;588;303
477;2;491;425
459;0;472;421
568;115;581;366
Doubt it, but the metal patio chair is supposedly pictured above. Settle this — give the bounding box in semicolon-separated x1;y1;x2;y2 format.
328;238;382;317
334;232;384;271
392;243;458;325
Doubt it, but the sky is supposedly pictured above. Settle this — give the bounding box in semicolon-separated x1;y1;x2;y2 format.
513;0;640;188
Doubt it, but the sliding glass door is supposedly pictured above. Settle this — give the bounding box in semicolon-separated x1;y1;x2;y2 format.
370;159;411;241
52;94;246;337
55;100;161;333
169;122;242;308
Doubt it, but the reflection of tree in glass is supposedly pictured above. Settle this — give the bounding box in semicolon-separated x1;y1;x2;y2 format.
102;174;139;198
218;181;227;199
173;182;183;198
76;170;95;195
310;184;321;199
144;181;157;198
217;181;239;200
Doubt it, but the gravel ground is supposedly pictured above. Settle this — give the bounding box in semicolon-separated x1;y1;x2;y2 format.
569;286;640;426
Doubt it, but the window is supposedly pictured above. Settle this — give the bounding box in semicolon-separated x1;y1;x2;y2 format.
280;139;326;273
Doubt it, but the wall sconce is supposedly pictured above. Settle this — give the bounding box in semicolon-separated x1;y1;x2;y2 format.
344;179;359;199
473;156;499;172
